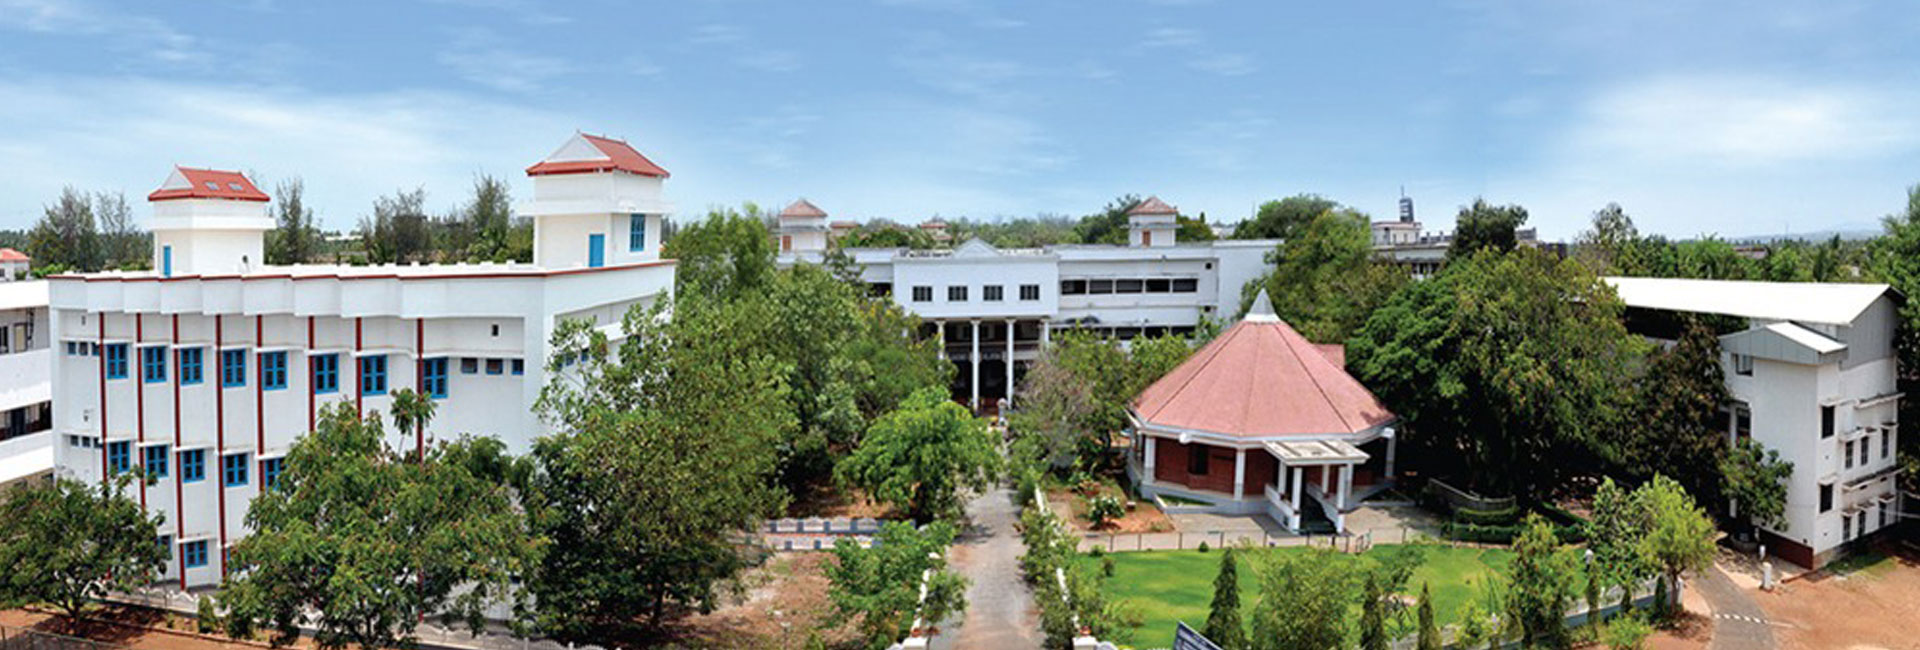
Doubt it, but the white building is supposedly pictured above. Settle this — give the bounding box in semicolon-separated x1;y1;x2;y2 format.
1608;277;1903;568
775;197;1278;410
0;280;53;489
0;248;30;281
50;132;677;588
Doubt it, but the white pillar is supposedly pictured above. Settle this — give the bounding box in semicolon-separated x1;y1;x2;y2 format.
1005;318;1015;410
1321;465;1332;494
1232;448;1247;500
1144;436;1157;479
1385;433;1398;479
935;320;946;361
1289;465;1304;530
1339;464;1353;511
1041;319;1051;346
969;319;980;411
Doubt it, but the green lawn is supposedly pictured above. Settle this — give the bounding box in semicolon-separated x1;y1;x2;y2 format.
1078;544;1518;649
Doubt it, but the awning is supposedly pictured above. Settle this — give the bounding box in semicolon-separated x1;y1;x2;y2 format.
1265;439;1368;465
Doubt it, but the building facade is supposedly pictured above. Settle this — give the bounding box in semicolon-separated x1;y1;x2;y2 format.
50;132;678;588
0;280;53;489
774;197;1279;410
1609;277;1903;568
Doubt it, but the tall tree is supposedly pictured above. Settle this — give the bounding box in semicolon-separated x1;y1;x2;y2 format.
1075;194;1143;245
837;386;1001;523
1636;475;1717;614
825;521;968;650
459;174;513;261
1507;514;1577;649
664;205;779;300
359;188;431;264
1868;183;1920;495
1245;209;1408;342
1359;572;1389;650
1574;203;1639;274
1719;439;1793;538
1620;319;1731;504
0;474;167;625
1448;199;1530;259
26;187;101;272
1588;478;1653;605
266;178;322;265
1204;548;1247;650
1010;345;1101;469
1248;549;1355;650
93;191;144;269
1232;194;1341;241
1416;583;1441;650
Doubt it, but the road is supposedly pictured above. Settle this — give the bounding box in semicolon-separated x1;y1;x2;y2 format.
1695;566;1776;650
929;486;1042;650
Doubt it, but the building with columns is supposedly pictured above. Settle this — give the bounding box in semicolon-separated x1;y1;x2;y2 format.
1125;292;1399;533
48;132;677;588
772;197;1279;411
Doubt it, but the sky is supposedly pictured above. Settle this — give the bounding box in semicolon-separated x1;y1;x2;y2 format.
1;1;1918;240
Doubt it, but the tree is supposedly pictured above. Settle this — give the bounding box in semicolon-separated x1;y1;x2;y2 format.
1233;194;1341;241
1448;199;1529;259
1507;514;1578;649
838;387;1001;523
1178;213;1218;242
1204;548;1247;650
1601;616;1652;650
1636;475;1716;614
0;474;167;625
1244;209;1407;342
1589;478;1653;607
664;205;779;300
1360;573;1389;650
1075;194;1142;245
826;521;967;650
93;191;145;269
266;178;323;265
1417;583;1441;650
1016;331;1192;470
1619;319;1731;504
388;387;437;459
1574;203;1639;273
27;187;102;271
459;175;513;261
359;189;431;264
1248;549;1354;650
1868;183;1920;495
839;222;936;249
221;403;536;650
1010;345;1101;469
526;297;792;641
1720;439;1793;537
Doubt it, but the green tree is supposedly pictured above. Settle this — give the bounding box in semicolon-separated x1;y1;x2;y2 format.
838;387;1001;523
526;298;792;641
1720;439;1793;537
1417;583;1440;650
1602;616;1652;650
1636;475;1716;616
839;221;936;249
1248;549;1354;650
1574;203;1639;274
1204;548;1247;650
1868;183;1920;494
459;175;513;261
1360;572;1388;650
826;521;968;650
1448;199;1529;259
1620;319;1731;504
266;178;323;265
1507;514;1578;649
359;188;431;264
1074;194;1142;245
93;191;146;269
1245;209;1407;342
665;205;779;300
1010;345;1101;469
27;187;102;271
221;403;536;650
1233;194;1341;241
1178;213;1218;242
0;475;167;625
1589;478;1653;607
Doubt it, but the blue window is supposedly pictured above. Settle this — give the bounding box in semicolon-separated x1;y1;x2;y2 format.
157;535;173;561
358;355;388;396
261;457;285;490
222;452;249;488
177;348;204;385
221;349;246;387
629;214;647;251
486;359;504;375
141;346;168;383
588;233;605;268
143;444;169;478
260;351;288;390
511;359;525;375
105;343;129;379
461;358;478;374
107;440;131;474
422;358;448;398
313;354;339;394
162;245;172;277
182;540;208;568
179;449;206;483
65;342;77;355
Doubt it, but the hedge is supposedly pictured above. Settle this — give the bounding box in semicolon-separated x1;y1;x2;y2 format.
1442;521;1588;545
1453;505;1520;526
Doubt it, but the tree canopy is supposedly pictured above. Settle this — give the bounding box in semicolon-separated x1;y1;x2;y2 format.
1232;194;1342;241
1448;199;1530;259
0;474;167;624
837;386;1001;523
266;178;323;265
1244;209;1407;342
825;521;967;650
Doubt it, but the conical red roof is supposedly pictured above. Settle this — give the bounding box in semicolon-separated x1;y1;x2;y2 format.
1128;196;1178;216
1131;295;1394;437
780;199;828;219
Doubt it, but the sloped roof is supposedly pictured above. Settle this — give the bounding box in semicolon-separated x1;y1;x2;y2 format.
0;248;28;262
1605;276;1895;326
148;167;269;202
526;133;670;178
1132;292;1395;437
780;199;828;219
1722;322;1847;365
1128;195;1178;216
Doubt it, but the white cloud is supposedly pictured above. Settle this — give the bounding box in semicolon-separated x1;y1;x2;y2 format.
436;27;571;93
1190;53;1255;76
422;0;571;25
0;0;204;66
1142;27;1201;48
1565;75;1920;167
689;23;745;45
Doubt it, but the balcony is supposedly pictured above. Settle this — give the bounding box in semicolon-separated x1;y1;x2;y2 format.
0;348;50;411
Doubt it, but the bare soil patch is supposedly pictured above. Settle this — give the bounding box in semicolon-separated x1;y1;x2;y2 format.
666;552;861;649
0;605;314;650
1047;485;1173;534
1754;541;1920;650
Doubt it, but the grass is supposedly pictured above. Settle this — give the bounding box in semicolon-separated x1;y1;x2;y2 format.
1822;547;1896;579
1078;544;1517;649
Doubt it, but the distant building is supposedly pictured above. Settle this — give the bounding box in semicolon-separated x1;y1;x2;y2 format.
0;280;52;490
0;248;30;281
775;199;830;253
918;217;952;246
1608;277;1903;569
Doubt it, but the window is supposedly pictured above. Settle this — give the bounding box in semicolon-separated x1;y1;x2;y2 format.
481;358;500;375
629;214;647;251
157;535;173;562
1819;483;1834;513
1845;440;1856;469
461;358;479;374
983;285;1004;302
222;452;249;488
359;356;388;396
261;457;285;490
1733;404;1752;441
203;181;220;191
1861;437;1871;465
1088;279;1114;295
1171;278;1199;293
1060;279;1087;295
143;444;169;478
1187;445;1210;476
911;286;933;302
1844;514;1853;540
422;358;448;398
1020;284;1040;301
141;346;167;383
65;342;76;355
221;349;247;387
947;286;968;302
180;449;206;483
105;343;129;379
1116;279;1144;294
313;354;339;394
1734;354;1754;376
1821;405;1836;439
511;359;525;375
260;351;287;390
1884;430;1893;460
177;348;204;385
107;440;131;474
182;540;208;568
228;182;243;191
1145;278;1171;293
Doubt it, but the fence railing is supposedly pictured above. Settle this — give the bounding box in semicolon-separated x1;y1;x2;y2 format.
0;624;129;650
1075;525;1504;554
1427;479;1515;513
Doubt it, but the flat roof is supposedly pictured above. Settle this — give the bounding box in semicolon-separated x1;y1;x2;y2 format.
0;280;48;311
1605;276;1895;326
49;260;674;283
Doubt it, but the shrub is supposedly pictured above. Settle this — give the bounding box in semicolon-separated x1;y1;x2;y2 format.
1103;556;1116;577
195;595;221;635
1602;615;1653;650
1086;495;1124;528
1454;505;1520;526
1197;541;1211;553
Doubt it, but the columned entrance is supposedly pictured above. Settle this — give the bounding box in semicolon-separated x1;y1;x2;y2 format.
925;317;1049;413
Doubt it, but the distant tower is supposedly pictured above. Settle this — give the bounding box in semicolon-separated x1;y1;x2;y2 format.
1398;187;1414;224
777;199;830;253
1127;196;1180;248
521;133;673;269
147;167;272;277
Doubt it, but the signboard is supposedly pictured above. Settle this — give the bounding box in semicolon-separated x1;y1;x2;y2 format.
1173;622;1222;650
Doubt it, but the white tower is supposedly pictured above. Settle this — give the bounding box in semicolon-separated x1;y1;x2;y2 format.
777;199;830;253
519;133;674;269
1128;196;1179;248
147;167;272;277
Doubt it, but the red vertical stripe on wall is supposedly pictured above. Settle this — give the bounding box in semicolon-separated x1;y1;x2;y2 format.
215;317;228;577
354;318;363;416
255;314;264;488
135;315;145;510
97;316;106;483
415;319;424;460
173;314;185;590
307;317;315;433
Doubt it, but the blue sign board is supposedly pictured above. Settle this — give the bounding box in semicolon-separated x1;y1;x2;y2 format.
1174;622;1223;650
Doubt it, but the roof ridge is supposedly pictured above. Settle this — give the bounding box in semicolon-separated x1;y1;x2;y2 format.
1272;321;1355;432
1138;322;1241;423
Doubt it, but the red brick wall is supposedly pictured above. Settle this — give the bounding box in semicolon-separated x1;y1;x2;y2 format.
1151;438;1239;494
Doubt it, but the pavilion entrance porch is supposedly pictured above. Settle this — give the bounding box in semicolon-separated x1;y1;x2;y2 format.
1128;434;1394;534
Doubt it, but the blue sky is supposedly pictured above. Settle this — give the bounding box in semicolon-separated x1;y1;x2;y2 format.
2;1;1918;239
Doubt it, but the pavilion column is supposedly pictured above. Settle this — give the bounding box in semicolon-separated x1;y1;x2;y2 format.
1232;448;1246;500
1321;465;1332;494
1004;318;1015;409
969;319;980;410
1041;319;1051;346
935;321;946;361
1143;436;1157;479
1339;464;1354;511
1385;431;1398;479
1289;465;1304;530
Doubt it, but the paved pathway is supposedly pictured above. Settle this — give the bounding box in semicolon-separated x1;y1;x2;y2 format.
1694;566;1776;650
929;486;1042;650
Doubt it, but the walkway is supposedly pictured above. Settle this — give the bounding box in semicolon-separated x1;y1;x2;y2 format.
929;486;1041;650
1694;566;1776;650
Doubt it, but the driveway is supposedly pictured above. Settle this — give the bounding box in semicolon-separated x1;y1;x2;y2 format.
929;486;1042;650
1695;566;1776;650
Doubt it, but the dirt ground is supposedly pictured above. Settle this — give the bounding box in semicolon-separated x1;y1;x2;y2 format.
0;606;309;650
785;484;898;520
1047;485;1173;534
667;552;861;649
1752;541;1920;650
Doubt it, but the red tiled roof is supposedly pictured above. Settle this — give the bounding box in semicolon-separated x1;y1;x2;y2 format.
526;133;671;178
780;199;828;219
148;167;270;202
0;248;28;262
1131;315;1394;437
1128;195;1178;216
